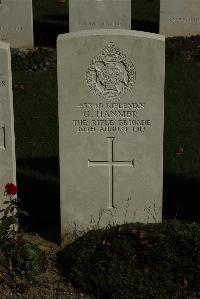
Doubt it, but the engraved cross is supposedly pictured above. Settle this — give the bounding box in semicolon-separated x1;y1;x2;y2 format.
88;137;134;209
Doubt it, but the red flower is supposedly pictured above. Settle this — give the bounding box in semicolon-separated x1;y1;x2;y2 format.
5;183;18;196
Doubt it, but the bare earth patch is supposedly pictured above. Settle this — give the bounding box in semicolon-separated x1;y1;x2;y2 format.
0;233;93;299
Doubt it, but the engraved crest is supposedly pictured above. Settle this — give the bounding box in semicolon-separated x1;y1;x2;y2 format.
86;42;136;100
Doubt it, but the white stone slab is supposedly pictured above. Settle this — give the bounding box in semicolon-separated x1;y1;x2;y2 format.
0;0;34;48
69;0;131;32
0;41;16;205
160;0;200;37
57;30;165;238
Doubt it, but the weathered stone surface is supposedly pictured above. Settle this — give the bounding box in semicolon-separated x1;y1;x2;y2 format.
0;41;16;204
57;30;165;238
0;0;33;48
69;0;131;32
160;0;200;37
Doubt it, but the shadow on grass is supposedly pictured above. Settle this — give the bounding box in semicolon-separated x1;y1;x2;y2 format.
34;19;159;47
132;20;159;34
131;0;160;33
163;173;200;221
17;157;60;244
34;16;68;47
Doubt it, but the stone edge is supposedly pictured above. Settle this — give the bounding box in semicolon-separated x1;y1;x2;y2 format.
57;29;165;42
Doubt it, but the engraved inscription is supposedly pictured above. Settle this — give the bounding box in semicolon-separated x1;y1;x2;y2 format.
0;127;6;150
0;78;7;101
88;137;134;208
0;26;23;32
73;101;151;133
0;80;5;87
76;22;123;29
76;21;123;28
169;16;200;24
86;43;136;100
0;3;23;38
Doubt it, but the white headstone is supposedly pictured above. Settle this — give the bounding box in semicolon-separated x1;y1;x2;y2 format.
160;0;200;37
0;41;16;203
0;0;34;48
57;30;165;238
69;0;131;32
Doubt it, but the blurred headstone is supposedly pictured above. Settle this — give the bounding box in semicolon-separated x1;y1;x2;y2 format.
0;41;16;212
0;0;34;48
160;0;200;37
69;0;131;32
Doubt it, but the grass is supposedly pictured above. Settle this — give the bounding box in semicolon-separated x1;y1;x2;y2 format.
58;220;200;299
12;63;60;241
163;57;200;220
13;69;58;159
165;60;200;177
132;0;160;32
33;0;68;46
10;1;200;241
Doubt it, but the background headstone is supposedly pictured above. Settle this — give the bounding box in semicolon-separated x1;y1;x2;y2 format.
0;41;16;206
57;30;165;237
160;0;200;37
0;0;34;48
69;0;131;32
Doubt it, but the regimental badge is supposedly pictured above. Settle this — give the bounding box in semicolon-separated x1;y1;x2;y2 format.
86;42;136;100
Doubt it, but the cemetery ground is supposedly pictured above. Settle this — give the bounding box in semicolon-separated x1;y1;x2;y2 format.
0;0;200;298
0;35;199;299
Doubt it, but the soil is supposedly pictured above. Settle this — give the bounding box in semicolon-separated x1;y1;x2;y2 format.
0;234;93;299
